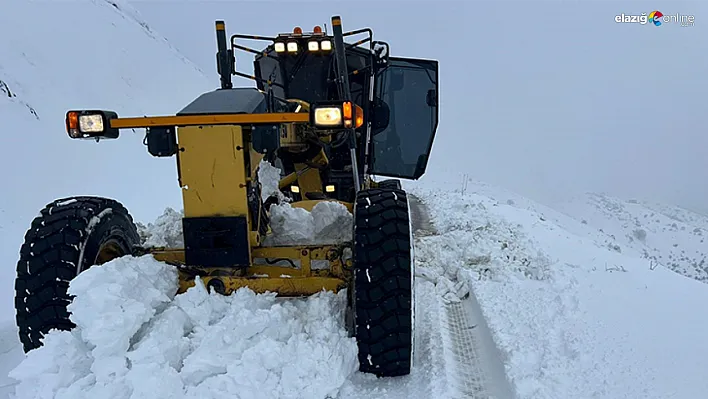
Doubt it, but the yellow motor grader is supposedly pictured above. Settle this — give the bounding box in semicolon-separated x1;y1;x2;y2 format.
14;16;438;377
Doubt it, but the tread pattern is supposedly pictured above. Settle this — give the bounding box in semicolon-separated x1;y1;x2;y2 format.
377;179;402;190
353;188;413;377
15;196;139;352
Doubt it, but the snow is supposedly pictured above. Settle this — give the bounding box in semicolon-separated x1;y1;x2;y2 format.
257;160;287;203
136;208;184;248
2;2;706;396
0;0;213;321
8;255;358;399
554;192;708;283
265;202;353;246
4;180;708;398
409;184;708;399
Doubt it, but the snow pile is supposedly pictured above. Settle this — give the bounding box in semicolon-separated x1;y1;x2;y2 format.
555;192;708;283
256;159;353;246
413;190;553;283
411;185;708;399
9;256;358;399
264;202;353;246
136;208;184;248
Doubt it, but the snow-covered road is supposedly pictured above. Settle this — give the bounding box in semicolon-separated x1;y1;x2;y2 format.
0;193;515;399
2;185;707;399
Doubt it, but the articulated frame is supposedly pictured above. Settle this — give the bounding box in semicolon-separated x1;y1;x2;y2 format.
116;114;356;296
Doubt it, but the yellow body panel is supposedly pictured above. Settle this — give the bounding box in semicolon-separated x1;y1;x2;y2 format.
177;125;250;219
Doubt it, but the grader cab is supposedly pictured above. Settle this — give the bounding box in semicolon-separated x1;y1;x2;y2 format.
15;16;439;377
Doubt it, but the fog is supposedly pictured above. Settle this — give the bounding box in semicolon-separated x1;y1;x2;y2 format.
134;0;708;214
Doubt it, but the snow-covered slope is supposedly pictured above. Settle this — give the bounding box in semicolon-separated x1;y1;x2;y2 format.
4;181;707;398
0;0;213;321
409;184;708;398
554;193;708;283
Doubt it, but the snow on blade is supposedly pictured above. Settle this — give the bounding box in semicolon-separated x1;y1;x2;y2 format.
264;201;353;246
9;256;358;399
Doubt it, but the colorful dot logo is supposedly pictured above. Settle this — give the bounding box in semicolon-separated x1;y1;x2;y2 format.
649;11;664;26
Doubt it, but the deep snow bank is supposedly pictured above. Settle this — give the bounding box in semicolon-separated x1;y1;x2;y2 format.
410;184;708;399
9;256;358;399
0;0;212;320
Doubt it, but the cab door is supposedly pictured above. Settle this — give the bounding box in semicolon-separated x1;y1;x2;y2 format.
369;57;439;179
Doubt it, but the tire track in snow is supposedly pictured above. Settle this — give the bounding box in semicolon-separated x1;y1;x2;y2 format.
409;195;516;399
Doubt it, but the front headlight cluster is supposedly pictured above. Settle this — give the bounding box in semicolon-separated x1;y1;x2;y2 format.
274;40;333;54
310;101;364;129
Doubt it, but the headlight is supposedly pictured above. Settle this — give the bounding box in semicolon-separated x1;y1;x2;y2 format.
320;40;332;51
65;110;120;140
314;107;342;127
308;41;319;51
274;42;286;52
310;101;364;129
78;114;104;133
287;42;298;52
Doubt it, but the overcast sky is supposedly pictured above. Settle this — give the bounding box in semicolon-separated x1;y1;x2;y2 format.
133;0;708;214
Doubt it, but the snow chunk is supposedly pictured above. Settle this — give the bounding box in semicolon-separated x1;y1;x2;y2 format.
9;257;358;399
264;201;352;246
257;159;286;203
136;208;184;248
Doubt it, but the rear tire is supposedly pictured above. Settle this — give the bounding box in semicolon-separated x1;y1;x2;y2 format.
14;196;139;352
352;188;414;377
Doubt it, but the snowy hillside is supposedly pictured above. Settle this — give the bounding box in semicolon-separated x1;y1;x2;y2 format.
0;0;213;321
555;193;708;283
3;181;707;398
410;184;708;398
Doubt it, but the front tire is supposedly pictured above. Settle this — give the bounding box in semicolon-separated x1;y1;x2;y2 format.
352;188;414;377
14;196;139;352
